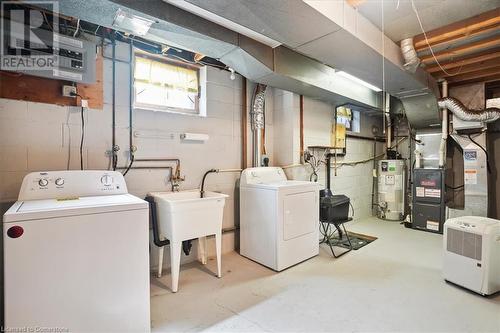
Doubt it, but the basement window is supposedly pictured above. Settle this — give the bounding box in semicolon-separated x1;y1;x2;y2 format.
133;53;203;115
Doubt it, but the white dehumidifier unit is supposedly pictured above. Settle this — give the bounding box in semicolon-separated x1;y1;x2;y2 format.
443;216;500;296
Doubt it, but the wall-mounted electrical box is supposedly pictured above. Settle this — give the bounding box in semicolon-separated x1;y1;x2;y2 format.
3;21;96;83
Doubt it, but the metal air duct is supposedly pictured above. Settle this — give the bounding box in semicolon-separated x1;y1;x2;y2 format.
251;84;266;167
400;38;420;73
438;97;500;123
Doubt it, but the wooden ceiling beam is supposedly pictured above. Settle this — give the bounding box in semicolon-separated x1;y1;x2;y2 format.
448;73;500;87
420;36;500;64
434;58;500;79
415;24;500;53
414;8;500;50
446;66;500;83
426;48;500;73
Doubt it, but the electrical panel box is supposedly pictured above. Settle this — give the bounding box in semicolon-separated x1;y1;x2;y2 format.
412;168;446;233
3;21;96;83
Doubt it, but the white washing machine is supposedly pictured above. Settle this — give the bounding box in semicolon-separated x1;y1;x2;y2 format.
240;167;320;271
3;170;150;332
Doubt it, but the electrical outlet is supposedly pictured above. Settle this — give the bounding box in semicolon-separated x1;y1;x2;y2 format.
81;99;89;108
62;85;77;97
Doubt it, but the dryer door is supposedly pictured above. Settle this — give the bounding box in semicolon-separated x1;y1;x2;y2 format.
283;191;316;240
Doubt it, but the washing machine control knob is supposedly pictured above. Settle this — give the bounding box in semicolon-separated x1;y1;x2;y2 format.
55;178;65;186
101;175;113;186
38;179;49;187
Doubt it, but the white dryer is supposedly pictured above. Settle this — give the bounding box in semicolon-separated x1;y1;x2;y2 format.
240;167;320;271
3;171;150;332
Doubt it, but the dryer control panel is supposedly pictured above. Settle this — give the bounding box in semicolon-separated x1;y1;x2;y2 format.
18;171;128;201
240;167;287;186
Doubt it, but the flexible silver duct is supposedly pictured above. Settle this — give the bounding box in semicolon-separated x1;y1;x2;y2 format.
400;38;420;73
438;97;500;123
251;84;267;167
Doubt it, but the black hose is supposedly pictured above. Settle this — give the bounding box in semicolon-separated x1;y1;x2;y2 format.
145;196;169;247
122;155;135;176
201;169;218;198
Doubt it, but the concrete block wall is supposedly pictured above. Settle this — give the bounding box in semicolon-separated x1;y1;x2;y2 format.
0;40;262;270
273;93;381;220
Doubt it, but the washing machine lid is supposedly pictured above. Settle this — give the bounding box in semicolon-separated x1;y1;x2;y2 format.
3;194;147;223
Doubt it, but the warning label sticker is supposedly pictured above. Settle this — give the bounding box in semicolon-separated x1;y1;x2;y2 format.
425;188;441;198
464;169;477;185
427;220;439;231
416;187;425;197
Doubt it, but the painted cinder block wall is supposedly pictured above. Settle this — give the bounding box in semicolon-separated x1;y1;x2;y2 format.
0;40;382;268
0;40;265;269
272;89;384;220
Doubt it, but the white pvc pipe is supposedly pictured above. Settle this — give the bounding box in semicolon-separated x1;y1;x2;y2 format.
385;92;392;151
438;80;448;168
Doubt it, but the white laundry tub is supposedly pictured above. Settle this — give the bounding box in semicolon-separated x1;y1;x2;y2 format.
149;190;228;292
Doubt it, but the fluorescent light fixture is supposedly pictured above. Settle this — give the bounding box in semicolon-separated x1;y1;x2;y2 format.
163;0;282;48
336;71;382;92
113;8;154;36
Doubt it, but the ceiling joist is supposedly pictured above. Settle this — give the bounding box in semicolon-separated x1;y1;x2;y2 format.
446;66;500;83
420;35;500;64
449;73;500;87
426;48;500;73
435;58;500;79
414;8;500;51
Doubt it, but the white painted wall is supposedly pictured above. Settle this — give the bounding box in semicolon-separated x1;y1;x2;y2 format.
0;40;380;270
273;92;383;220
0;41;261;270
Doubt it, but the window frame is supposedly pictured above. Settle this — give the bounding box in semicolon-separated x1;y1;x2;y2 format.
132;51;202;116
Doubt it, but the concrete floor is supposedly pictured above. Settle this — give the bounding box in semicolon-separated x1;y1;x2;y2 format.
150;217;500;332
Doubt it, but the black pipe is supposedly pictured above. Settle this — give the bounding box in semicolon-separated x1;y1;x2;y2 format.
111;32;118;171
145;196;193;256
145;196;170;247
123;40;135;176
320;153;334;198
201;169;218;198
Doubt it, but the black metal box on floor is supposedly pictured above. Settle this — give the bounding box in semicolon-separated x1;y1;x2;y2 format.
412;168;446;234
320;195;350;223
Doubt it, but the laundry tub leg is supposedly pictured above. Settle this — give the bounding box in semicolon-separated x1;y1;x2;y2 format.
198;236;207;265
170;241;182;292
215;232;222;278
157;245;164;278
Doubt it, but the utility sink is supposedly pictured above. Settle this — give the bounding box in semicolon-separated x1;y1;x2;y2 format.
149;190;228;292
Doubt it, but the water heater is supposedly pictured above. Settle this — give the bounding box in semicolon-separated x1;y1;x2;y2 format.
377;159;405;221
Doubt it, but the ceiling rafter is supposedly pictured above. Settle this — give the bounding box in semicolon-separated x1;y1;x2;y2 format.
435;58;500;79
420;35;500;64
425;48;500;73
413;8;500;51
446;66;500;83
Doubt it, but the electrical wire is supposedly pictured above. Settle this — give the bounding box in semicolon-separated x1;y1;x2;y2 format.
467;133;491;173
73;19;80;37
71;93;86;170
410;0;464;76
